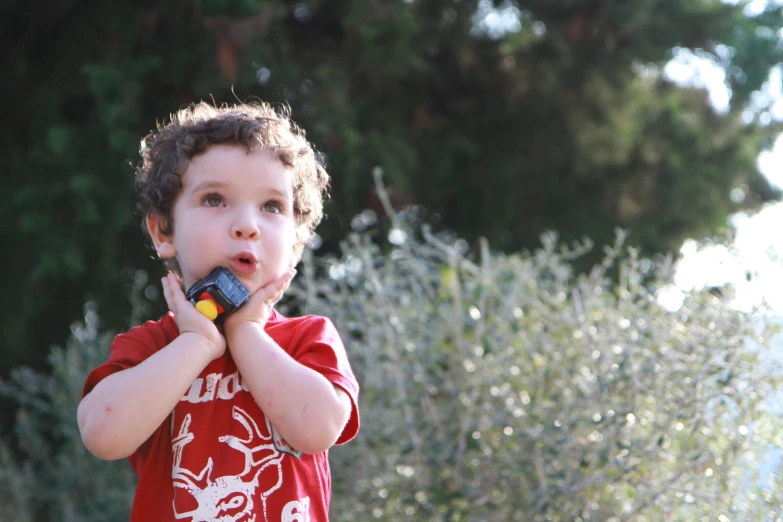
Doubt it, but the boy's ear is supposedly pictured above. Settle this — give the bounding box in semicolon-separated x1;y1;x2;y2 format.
146;214;177;259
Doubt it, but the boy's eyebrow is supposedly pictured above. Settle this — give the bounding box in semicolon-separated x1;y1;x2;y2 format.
191;180;292;199
265;187;293;200
191;180;227;192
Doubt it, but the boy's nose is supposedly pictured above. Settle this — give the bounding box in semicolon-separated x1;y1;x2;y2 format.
230;211;260;240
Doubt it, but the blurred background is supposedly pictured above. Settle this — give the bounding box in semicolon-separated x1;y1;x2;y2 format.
4;0;783;520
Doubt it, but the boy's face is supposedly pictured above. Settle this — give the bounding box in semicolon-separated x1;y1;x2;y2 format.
147;144;297;294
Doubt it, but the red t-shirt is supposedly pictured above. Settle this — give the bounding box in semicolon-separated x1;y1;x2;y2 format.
83;309;360;522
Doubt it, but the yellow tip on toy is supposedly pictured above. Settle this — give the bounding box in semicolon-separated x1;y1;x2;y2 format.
195;299;219;321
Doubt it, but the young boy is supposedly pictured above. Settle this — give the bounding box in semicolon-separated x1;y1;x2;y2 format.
77;102;360;522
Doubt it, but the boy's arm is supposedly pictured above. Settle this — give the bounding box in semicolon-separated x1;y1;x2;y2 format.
227;324;352;455
78;332;216;460
224;269;352;455
78;274;225;461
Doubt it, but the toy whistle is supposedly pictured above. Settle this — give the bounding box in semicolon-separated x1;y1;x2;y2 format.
185;267;250;322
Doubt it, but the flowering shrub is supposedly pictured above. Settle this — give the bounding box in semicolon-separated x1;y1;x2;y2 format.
293;228;783;522
0;305;135;522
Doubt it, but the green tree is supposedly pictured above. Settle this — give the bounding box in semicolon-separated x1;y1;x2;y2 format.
2;0;782;373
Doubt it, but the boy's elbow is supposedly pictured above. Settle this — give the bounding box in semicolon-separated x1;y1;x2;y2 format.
297;429;339;455
81;433;131;461
77;397;135;461
294;436;336;456
81;426;134;461
296;407;350;455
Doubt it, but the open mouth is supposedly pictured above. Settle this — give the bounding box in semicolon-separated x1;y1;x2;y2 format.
229;252;259;274
232;251;258;264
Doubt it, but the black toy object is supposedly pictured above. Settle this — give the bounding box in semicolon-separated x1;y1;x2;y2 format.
185;267;250;322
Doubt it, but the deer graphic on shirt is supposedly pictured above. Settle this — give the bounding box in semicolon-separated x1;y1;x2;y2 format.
171;406;286;522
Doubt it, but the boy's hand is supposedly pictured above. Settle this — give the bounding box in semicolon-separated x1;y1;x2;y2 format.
162;273;226;360
224;269;296;334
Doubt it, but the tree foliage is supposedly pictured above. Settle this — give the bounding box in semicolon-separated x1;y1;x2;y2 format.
1;225;782;521
2;0;782;373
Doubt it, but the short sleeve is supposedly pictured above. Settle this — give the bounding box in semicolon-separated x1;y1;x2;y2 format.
82;313;180;397
284;316;360;445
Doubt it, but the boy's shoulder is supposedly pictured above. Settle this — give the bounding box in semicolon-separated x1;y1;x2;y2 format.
82;313;179;397
115;312;180;351
266;309;344;348
267;308;330;326
267;308;339;332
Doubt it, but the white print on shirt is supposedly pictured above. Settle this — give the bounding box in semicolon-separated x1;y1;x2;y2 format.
180;371;250;404
282;497;310;522
179;371;303;458
171;406;290;522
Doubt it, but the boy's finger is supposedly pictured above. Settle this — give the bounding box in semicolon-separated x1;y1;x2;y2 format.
164;273;196;318
167;273;181;294
275;269;296;292
269;279;292;306
166;274;190;306
162;276;175;312
250;272;289;303
265;272;294;304
236;275;283;318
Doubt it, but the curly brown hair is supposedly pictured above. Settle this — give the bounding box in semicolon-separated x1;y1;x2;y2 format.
136;102;329;273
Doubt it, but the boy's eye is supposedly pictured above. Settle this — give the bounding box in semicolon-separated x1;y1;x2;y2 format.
262;201;283;214
202;194;223;207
